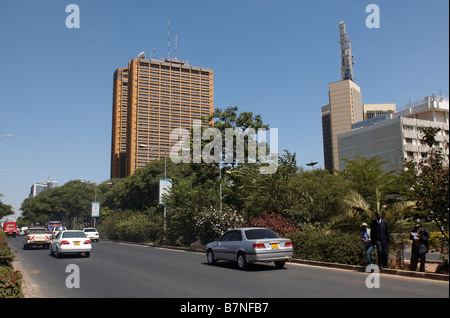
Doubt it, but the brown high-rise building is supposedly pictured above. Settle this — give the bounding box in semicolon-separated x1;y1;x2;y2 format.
111;54;214;178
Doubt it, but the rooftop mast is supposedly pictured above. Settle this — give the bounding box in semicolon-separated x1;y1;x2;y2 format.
339;21;355;81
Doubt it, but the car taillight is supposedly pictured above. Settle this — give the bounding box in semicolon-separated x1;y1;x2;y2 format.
285;242;293;247
84;240;91;244
253;243;265;249
61;240;70;245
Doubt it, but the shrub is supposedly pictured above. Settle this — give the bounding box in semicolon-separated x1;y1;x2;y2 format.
0;267;23;298
194;207;244;245
99;210;162;243
287;230;366;266
244;211;299;237
0;232;15;266
0;231;23;298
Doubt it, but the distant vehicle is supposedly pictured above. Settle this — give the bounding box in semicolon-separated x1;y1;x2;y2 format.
51;226;67;239
3;221;18;237
24;226;52;249
19;226;29;236
50;230;91;258
206;227;294;270
45;221;63;232
82;228;99;242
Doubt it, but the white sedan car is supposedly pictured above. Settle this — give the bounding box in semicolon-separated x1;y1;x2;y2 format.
50;230;91;258
83;228;100;242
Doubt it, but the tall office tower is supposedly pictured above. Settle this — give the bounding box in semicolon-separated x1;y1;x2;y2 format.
322;80;363;172
322;22;363;172
322;22;397;172
111;53;214;178
111;67;129;178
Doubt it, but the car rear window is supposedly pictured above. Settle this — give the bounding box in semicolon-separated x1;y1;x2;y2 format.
62;232;87;238
84;229;96;232
244;229;280;240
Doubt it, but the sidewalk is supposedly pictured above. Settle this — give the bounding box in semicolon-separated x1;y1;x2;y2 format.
288;258;448;282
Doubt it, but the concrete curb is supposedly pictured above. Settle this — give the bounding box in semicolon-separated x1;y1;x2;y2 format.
288;258;449;282
110;240;449;282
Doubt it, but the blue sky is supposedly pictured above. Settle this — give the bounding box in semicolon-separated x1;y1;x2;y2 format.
0;0;448;217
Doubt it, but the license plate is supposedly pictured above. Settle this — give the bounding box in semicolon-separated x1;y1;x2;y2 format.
271;243;279;249
74;241;80;246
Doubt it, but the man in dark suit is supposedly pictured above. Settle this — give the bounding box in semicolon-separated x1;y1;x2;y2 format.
370;211;389;269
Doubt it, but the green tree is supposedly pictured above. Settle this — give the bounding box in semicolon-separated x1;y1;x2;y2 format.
0;193;13;220
329;189;415;240
337;155;396;206
20;180;95;228
403;127;449;243
0;199;14;220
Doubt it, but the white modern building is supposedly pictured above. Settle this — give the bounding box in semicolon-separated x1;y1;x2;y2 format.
30;179;58;197
338;95;449;171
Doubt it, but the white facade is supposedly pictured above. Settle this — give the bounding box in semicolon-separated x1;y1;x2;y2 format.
30;180;58;197
338;96;449;171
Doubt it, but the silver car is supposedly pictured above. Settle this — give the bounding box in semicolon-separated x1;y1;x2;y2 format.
206;227;294;269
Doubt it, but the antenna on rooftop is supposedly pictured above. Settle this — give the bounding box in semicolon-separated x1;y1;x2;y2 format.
175;34;178;59
339;21;354;81
167;19;170;59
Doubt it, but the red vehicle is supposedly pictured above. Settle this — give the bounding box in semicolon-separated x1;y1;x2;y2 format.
3;222;18;237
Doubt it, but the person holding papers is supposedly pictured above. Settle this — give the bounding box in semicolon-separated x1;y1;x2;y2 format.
409;219;429;272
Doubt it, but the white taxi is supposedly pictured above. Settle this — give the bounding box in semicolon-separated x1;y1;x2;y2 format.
50;230;91;258
83;228;100;242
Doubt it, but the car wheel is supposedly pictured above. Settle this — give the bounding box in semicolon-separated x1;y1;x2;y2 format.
207;249;216;265
237;252;248;270
274;261;285;269
85;252;90;258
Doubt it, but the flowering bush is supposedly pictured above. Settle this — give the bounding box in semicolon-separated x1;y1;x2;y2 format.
0;231;23;298
194;207;244;244
244;211;299;237
0;267;23;298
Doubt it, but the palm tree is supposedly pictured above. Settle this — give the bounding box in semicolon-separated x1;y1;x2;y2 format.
329;188;415;243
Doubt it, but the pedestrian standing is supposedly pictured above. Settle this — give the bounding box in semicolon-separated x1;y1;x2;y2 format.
360;222;374;265
409;219;429;272
370;211;389;269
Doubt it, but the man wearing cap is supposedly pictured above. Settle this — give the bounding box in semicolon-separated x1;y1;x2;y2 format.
409;219;429;272
360;222;373;265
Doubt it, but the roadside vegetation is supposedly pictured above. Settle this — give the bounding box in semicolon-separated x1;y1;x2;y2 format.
0;231;23;298
14;107;449;273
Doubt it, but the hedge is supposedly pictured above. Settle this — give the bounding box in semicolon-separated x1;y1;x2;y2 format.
0;231;23;298
287;231;367;266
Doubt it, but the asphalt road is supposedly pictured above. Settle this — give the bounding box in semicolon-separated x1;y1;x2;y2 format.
8;236;448;300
